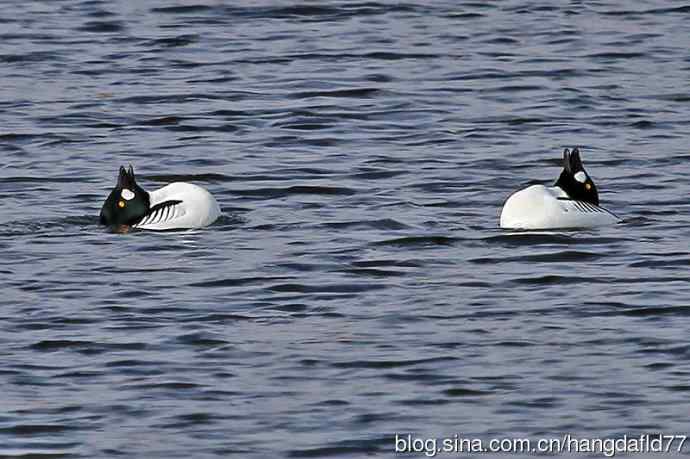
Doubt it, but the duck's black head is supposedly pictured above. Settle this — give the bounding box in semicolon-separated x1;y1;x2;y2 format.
554;147;599;205
99;165;150;226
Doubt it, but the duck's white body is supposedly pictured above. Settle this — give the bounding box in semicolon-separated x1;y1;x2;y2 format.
133;182;220;230
499;184;620;230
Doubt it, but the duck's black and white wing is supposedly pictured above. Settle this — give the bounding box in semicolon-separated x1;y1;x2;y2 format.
133;200;185;230
133;182;220;230
558;197;622;222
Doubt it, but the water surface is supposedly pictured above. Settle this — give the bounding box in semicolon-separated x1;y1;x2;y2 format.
2;1;690;457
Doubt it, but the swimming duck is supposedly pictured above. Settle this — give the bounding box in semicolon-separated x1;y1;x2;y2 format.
499;148;621;229
99;165;220;230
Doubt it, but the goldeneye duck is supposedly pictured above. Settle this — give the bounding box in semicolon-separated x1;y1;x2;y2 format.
99;165;221;230
499;147;621;230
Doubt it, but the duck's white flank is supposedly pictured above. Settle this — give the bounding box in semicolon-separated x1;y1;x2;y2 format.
499;185;620;230
133;182;220;230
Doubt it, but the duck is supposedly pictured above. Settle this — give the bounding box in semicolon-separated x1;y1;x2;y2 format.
499;147;621;230
99;165;221;230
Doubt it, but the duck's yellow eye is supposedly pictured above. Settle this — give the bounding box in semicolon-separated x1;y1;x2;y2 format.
585;182;592;191
118;200;126;208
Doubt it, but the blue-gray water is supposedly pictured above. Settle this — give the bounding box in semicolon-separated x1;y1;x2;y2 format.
2;1;690;458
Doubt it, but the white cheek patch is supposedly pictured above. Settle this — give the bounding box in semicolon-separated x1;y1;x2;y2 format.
121;188;135;200
574;171;587;183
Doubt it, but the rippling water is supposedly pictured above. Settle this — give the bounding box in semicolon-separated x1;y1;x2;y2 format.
2;1;690;458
